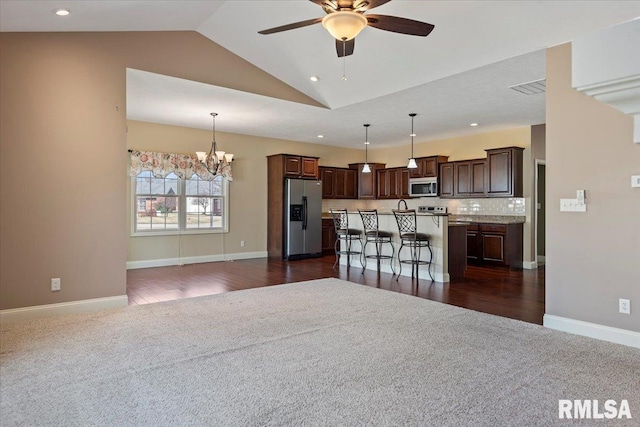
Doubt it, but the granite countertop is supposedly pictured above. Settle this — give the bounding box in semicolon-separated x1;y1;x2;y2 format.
449;215;525;224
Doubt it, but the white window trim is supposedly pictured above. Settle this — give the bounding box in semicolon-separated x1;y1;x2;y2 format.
130;176;229;237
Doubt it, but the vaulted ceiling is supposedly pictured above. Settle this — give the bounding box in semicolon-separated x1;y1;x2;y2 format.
2;1;639;147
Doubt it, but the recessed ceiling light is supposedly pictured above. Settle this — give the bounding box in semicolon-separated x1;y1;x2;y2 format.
317;135;324;138
54;8;70;16
470;123;479;127
310;76;319;82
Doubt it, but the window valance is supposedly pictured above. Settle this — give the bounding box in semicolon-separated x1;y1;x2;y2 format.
129;150;232;182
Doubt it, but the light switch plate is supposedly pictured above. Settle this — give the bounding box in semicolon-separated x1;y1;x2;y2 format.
560;199;587;212
632;175;640;188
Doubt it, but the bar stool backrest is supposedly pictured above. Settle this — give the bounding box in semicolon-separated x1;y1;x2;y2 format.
330;209;349;233
393;209;418;236
358;209;380;235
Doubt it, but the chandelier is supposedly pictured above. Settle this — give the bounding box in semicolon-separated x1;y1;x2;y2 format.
196;113;233;175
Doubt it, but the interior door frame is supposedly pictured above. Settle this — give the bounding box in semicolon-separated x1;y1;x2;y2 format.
534;159;546;265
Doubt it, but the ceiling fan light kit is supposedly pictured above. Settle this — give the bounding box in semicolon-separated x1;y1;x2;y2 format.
258;0;434;58
322;11;368;41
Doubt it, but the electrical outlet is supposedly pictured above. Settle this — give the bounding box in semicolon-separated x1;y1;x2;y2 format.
51;278;61;292
240;240;245;247
619;299;630;315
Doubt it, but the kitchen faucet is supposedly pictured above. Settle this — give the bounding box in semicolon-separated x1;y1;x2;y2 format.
397;199;408;210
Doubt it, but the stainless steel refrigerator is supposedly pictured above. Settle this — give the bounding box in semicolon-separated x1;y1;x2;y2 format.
284;178;323;260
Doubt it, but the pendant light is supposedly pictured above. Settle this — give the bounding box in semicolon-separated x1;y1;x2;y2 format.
362;124;371;173
407;113;418;169
195;113;233;175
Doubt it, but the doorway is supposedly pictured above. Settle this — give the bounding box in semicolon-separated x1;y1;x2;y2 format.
535;160;546;265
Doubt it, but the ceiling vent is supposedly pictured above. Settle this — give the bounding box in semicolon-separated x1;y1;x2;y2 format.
509;78;546;95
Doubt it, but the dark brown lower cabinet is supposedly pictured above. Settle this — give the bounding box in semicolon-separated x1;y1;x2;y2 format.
322;218;337;256
467;223;523;268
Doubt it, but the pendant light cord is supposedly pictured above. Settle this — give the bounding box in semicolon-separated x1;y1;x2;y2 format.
342;39;347;81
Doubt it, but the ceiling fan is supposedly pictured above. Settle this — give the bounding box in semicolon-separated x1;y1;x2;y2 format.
258;0;435;58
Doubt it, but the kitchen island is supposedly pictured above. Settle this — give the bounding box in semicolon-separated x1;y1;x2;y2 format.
342;211;451;282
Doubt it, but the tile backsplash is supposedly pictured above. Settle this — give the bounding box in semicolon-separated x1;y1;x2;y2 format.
323;197;526;216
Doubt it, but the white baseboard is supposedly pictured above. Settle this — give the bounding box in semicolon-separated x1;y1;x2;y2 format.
0;295;129;323
543;314;640;349
126;251;268;270
522;261;538;269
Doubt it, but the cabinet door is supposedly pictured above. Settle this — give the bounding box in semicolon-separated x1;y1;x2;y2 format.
359;168;376;199
345;169;358;199
388;169;399;199
322;219;336;255
471;160;487;195
399;169;410;198
455;161;471;195
423;158;438;177
486;147;523;197
284;156;302;177
482;233;506;263
320;167;335;198
301;157;318;179
440;163;454;198
486;150;511;196
335;169;347;198
376;169;389;199
467;228;480;260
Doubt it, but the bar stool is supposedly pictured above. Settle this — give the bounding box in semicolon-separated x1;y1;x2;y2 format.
392;209;434;281
358;209;396;275
329;209;363;269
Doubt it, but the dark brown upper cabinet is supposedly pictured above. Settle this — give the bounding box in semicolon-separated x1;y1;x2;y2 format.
284;155;319;179
349;163;386;199
439;146;523;199
409;156;449;178
319;166;357;199
485;147;524;198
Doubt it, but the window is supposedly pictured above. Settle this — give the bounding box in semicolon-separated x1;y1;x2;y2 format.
132;171;228;234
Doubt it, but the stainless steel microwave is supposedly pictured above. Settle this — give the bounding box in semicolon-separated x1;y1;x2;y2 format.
409;177;438;197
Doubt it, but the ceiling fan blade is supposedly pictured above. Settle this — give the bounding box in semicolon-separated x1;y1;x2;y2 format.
258;17;323;35
336;38;355;57
365;14;435;37
353;0;391;11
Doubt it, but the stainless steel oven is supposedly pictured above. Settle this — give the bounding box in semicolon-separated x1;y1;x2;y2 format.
409;177;438;197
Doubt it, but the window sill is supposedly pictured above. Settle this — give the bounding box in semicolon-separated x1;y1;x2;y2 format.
131;228;228;237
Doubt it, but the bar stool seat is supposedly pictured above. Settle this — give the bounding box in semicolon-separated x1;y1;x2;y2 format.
358;209;396;275
393;209;433;282
330;209;363;269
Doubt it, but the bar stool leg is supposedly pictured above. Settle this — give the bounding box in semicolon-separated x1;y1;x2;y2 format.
389;241;396;275
396;242;404;280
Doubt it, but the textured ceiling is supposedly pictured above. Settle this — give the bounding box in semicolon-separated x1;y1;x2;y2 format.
2;1;640;148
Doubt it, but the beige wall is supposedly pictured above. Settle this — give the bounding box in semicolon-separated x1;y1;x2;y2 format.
0;31;321;310
126;121;363;263
369;127;531;165
546;43;639;332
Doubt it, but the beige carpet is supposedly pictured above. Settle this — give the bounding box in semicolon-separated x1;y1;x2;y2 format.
1;278;639;426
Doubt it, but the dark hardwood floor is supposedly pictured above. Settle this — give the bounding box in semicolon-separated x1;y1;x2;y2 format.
127;256;545;324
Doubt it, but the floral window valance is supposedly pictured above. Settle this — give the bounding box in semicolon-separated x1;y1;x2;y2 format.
129;150;232;182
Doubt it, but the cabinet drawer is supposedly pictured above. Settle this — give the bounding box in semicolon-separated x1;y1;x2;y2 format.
480;224;507;234
466;224;479;232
